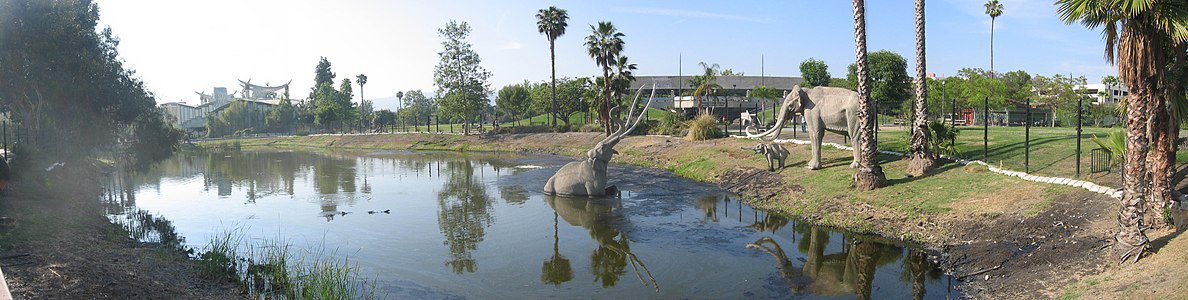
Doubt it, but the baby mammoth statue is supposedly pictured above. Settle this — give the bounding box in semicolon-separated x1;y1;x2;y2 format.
746;143;789;171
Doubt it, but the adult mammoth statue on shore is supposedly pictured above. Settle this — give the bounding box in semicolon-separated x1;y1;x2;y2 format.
747;85;860;170
544;86;655;197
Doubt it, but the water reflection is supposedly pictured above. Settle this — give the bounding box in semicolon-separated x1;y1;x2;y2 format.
103;150;957;298
745;223;939;299
437;159;494;274
545;195;658;291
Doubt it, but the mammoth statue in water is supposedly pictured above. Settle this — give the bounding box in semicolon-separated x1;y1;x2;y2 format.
747;85;861;170
543;85;655;197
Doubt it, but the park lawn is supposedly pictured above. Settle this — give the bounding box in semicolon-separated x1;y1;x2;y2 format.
874;125;1188;187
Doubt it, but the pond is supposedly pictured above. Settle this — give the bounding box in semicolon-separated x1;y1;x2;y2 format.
103;149;957;299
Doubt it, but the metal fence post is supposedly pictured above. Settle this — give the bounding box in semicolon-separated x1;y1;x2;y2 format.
1025;97;1031;173
1076;97;1083;178
983;96;988;161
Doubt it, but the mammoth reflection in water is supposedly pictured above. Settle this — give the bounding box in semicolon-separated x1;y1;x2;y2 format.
747;225;937;299
543;194;658;291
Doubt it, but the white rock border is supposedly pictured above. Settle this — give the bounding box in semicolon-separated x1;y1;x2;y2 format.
734;135;1128;199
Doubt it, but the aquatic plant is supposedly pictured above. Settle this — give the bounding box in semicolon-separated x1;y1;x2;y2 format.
196;227;376;299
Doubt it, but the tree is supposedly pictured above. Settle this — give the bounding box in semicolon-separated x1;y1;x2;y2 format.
356;74;368;129
312;57;335;99
847;50;911;114
1056;0;1188;262
690;62;722;113
537;6;569;128
0;0;180;166
1000;70;1034;101
434;20;493;135
496;83;532;125
266;98;297;133
585;21;626;135
374;109;397;129
851;0;887;191
906;0;934;177
721;68;745;76
610;56;638;113
799;58;831;87
984;0;1003;75
399;90;436;126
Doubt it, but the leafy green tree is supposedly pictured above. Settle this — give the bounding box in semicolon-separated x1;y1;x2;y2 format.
799;58;831;87
584;21;626;135
999;70;1033;101
847;50;911;114
984;0;1003;74
374;109;397;129
537;6;569;127
434;20;493;135
266;98;298;132
721;68;745;76
497;83;532;125
0;0;180;166
399;90;436;126
311;57;336;100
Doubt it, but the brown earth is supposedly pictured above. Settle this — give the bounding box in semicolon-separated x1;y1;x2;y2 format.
0;165;243;299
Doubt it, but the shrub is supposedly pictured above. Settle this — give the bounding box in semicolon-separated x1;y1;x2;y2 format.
1091;129;1125;171
926;121;959;156
650;110;686;135
685;113;722;141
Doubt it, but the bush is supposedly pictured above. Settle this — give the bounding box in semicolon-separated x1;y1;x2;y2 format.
295;130;310;137
685;113;722;141
927;121;959;156
649;110;686;136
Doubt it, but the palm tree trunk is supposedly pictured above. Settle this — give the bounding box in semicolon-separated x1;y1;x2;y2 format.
1114;18;1160;263
602;66;613;135
1146;42;1186;229
907;0;934;177
852;0;887;191
990;17;995;75
550;41;558;128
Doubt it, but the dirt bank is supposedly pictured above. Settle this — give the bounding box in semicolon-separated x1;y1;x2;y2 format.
0;165;242;299
204;132;1182;298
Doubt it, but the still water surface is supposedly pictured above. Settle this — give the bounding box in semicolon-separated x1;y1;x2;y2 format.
104;149;956;298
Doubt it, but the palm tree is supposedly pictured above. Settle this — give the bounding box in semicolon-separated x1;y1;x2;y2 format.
691;62;722;114
984;0;1003;76
537;6;569;128
611;56;638;119
852;0;887;191
907;0;934;177
584;21;626;135
1056;0;1188;262
356;74;368;130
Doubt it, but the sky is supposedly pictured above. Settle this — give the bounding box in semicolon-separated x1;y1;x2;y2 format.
95;0;1112;111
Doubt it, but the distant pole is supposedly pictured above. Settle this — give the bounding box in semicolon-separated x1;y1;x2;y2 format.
761;54;765;87
983;96;988;161
1025;97;1031;173
678;53;682;105
873;100;879;144
1076;96;1083;178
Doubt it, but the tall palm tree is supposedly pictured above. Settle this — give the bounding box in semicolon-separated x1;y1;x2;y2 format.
984;0;1003;76
852;0;887;191
611;56;638;120
691;62;722;114
907;0;934;177
537;6;569;128
1056;0;1188;262
584;21;625;135
356;74;368;130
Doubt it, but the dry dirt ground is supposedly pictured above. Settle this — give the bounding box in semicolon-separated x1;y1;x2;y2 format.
0;167;242;299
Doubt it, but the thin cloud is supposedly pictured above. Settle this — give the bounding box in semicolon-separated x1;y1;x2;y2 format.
612;7;775;24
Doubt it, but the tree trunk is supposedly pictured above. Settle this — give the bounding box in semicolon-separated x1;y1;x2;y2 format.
550;41;558;128
906;0;934;177
602;66;613;135
990;17;995;75
1146;42;1185;229
852;0;887;191
1113;17;1161;262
